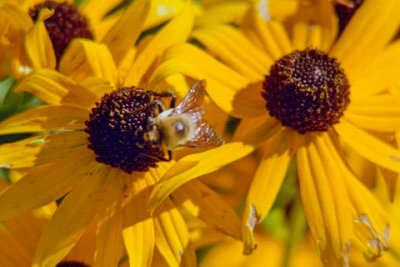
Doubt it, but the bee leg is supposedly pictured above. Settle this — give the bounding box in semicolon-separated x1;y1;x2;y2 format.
146;90;176;108
129;100;159;114
137;153;170;162
169;94;176;108
168;150;172;161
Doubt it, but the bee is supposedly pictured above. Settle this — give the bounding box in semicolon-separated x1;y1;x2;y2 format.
144;80;224;159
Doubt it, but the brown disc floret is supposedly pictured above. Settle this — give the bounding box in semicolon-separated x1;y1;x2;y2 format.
262;48;350;134
29;1;93;62
85;87;166;173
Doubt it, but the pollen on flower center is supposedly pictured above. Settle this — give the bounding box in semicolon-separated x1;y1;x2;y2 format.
262;48;350;134
85;87;166;174
29;0;93;62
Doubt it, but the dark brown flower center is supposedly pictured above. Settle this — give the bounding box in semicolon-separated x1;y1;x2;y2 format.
29;0;93;63
262;48;350;134
85;87;166;173
56;261;90;267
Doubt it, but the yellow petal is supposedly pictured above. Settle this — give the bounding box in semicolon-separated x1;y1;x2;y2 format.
233;116;281;147
330;0;400;71
0;149;97;221
0;131;88;169
242;128;297;254
88;11;120;42
306;25;322;48
196;1;249;26
94;169;124;267
24;9;56;70
231;82;268;118
15;69;99;107
154;198;195;267
124;0;194;86
347;40;400;97
80;0;121;28
323;132;389;260
345;171;390;259
0;226;33;267
149;142;255;212
200;234;286;267
345;93;400;132
297;133;352;265
149;43;250;117
32;166;109;267
1;211;47;266
62;219;96;266
0;105;89;134
290;0;337;51
151;43;248;89
192;23;271;82
0;3;32;32
79;76;114;96
268;0;299;22
172;179;242;240
59;39;118;88
101;0;150;66
334;119;400;172
122;174;155;267
144;0;185;30
240;7;291;59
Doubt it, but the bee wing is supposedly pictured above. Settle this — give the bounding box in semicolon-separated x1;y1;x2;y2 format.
184;120;225;148
171;80;206;115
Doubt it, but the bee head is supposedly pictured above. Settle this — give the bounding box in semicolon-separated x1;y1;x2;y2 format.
145;122;162;146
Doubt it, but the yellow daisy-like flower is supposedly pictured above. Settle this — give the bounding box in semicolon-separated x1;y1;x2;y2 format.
0;3;246;266
147;0;400;265
0;0;184;80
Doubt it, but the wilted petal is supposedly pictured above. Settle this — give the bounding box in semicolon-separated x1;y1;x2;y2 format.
242;127;297;254
297;133;353;266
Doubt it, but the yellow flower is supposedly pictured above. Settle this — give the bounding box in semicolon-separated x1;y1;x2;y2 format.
0;0;185;80
0;3;246;266
147;0;400;265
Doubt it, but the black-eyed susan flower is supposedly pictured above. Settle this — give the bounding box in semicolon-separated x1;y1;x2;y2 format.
0;0;185;80
0;3;248;266
147;0;400;265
